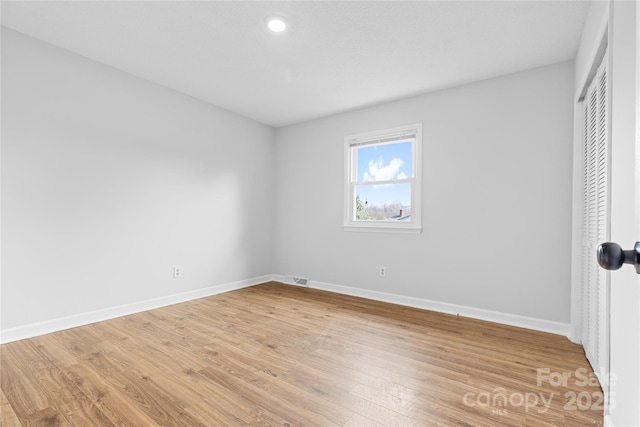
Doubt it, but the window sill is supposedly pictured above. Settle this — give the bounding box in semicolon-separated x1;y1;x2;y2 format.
343;224;422;234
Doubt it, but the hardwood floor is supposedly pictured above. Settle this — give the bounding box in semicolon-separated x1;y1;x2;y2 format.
1;282;602;426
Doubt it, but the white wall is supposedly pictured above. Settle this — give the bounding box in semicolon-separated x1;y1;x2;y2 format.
1;27;577;340
1;28;275;338
574;0;609;97
274;61;575;328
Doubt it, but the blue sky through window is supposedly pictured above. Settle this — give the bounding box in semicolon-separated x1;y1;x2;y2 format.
356;141;412;207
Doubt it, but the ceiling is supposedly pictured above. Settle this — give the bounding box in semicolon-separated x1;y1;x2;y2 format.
1;1;590;128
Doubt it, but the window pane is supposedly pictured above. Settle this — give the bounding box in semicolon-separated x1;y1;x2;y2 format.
355;183;411;221
356;141;412;183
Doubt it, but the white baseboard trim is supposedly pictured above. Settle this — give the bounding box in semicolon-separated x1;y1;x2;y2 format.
2;275;570;344
0;275;273;344
274;275;570;337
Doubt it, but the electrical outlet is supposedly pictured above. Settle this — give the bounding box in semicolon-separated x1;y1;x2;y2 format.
379;266;386;277
173;266;182;279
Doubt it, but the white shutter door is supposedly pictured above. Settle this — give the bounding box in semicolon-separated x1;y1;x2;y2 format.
580;54;609;381
595;61;609;374
582;78;595;362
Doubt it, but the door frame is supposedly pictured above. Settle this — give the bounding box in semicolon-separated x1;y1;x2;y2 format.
571;1;640;425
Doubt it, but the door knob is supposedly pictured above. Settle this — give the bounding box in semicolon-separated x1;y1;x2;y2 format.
597;241;640;274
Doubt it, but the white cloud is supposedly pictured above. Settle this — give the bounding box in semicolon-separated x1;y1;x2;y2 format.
364;157;404;182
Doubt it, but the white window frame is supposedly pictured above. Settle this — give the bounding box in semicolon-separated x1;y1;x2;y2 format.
343;123;422;234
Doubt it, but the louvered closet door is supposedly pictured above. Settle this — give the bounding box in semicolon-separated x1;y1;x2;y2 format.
581;54;609;379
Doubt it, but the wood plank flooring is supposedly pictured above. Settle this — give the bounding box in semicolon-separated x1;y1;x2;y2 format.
1;282;603;426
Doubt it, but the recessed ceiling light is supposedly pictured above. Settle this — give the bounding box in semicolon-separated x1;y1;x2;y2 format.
267;17;287;33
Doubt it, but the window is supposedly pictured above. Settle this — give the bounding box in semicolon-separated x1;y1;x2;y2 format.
344;123;422;233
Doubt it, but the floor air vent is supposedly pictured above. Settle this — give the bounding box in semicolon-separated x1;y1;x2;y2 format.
292;277;309;286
